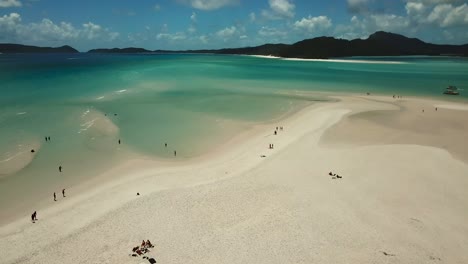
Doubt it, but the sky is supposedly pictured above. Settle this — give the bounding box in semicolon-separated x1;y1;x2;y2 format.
0;0;467;51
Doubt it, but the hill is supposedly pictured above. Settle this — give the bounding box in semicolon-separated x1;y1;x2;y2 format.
0;44;78;53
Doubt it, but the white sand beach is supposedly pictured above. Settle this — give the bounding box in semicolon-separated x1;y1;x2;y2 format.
247;54;407;64
1;94;468;264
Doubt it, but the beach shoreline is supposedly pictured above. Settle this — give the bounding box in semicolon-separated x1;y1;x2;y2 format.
1;94;468;264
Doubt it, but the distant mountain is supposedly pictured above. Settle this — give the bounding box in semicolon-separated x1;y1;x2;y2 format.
88;47;152;53
0;43;78;53
2;32;467;57
217;32;468;58
87;31;468;58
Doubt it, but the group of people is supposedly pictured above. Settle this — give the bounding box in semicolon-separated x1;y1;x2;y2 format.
328;171;343;179
393;95;403;99
53;189;66;201
269;126;285;149
44;136;51;142
131;240;154;256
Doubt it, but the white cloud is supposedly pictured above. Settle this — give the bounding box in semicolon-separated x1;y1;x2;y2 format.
427;3;468;27
405;2;425;15
0;12;119;45
199;35;208;43
258;26;287;37
239;35;247;39
157;32;187;41
190;12;197;22
293;15;332;33
262;0;295;20
347;0;370;13
177;0;238;11
0;0;22;8
269;0;295;18
404;1;468;27
249;12;256;22
188;25;196;33
216;26;237;40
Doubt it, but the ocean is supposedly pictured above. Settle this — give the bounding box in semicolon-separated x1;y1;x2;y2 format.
1;53;467;222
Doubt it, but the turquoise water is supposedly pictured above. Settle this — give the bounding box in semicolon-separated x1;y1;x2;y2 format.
0;54;467;222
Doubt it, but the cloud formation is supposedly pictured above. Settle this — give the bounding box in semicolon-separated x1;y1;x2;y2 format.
347;0;370;14
216;26;238;40
293;15;332;33
0;0;21;8
177;0;238;11
262;0;295;19
0;13;119;46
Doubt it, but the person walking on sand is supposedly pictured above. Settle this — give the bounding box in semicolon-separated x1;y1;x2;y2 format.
274;130;277;135
59;166;62;172
62;189;65;197
53;192;56;201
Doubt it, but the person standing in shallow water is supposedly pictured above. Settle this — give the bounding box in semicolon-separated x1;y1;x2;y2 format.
165;143;167;147
174;150;177;157
118;139;121;144
59;166;62;172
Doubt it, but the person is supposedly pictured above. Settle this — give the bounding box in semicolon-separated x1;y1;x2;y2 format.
45;136;48;142
31;213;35;222
146;240;153;248
435;107;438;111
165;143;167;147
62;189;65;197
59;166;62;172
53;192;56;201
118;139;121;144
174;150;177;157
271;144;274;149
48;136;51;141
329;172;333;176
274;130;277;135
141;240;146;247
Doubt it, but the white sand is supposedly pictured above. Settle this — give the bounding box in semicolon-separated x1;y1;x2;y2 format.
1;95;468;264
434;103;468;111
246;55;407;64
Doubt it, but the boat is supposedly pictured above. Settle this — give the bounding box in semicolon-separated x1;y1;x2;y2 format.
443;86;460;95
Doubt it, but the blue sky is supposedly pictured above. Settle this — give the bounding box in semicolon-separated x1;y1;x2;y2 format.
1;0;467;51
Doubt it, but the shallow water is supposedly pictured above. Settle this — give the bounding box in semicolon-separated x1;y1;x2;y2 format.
0;54;467;222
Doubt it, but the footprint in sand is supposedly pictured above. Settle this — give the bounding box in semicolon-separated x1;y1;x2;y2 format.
409;217;424;231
